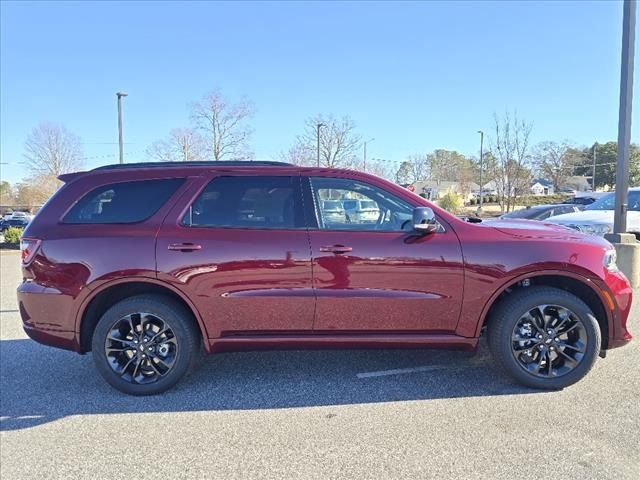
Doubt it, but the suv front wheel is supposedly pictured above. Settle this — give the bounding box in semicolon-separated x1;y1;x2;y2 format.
92;294;200;395
487;286;601;390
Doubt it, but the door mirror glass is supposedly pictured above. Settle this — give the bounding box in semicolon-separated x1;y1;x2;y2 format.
413;207;440;234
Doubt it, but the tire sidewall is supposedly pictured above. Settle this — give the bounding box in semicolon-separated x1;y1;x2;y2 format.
489;287;601;390
92;295;197;395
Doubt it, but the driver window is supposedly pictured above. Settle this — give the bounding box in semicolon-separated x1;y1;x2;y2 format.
310;177;414;231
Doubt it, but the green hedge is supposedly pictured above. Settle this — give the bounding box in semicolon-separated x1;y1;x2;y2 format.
3;227;23;245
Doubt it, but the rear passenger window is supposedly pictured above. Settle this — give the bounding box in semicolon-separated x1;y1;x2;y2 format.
64;179;184;224
183;176;303;229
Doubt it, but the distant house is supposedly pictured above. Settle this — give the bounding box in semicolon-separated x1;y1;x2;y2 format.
411;180;480;203
530;179;554;196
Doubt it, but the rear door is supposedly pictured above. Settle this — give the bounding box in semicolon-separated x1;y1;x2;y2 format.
156;173;315;338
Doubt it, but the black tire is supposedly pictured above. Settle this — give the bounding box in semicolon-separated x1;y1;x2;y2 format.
487;286;601;390
92;294;200;395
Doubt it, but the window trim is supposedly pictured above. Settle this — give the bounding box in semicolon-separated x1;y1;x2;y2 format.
178;174;308;231
61;177;186;225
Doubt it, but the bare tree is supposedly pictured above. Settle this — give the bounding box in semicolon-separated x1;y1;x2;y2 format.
147;128;206;162
490;111;533;212
295;115;362;168
279;142;314;166
23;122;84;179
533;140;582;191
366;159;393;180
15;177;59;208
191;90;255;160
395;154;428;184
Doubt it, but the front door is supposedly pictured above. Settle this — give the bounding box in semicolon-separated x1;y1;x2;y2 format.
156;174;314;338
306;176;464;333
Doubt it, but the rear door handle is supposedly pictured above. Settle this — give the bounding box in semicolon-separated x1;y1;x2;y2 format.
319;245;353;254
168;243;202;252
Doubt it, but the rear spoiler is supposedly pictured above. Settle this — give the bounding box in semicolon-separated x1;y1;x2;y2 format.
58;171;87;183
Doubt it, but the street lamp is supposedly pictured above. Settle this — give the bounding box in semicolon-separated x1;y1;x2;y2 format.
116;92;128;164
316;123;325;167
612;0;635;234
477;130;484;213
363;138;375;172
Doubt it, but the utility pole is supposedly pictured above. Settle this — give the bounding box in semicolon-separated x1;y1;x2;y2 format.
116;92;128;164
592;143;597;191
316;123;325;168
363;138;375;172
614;0;635;234
477;130;484;213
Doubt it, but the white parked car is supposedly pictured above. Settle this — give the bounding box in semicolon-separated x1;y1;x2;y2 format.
342;199;380;223
546;188;640;238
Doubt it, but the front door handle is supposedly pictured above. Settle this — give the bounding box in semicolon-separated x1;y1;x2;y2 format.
319;245;353;254
168;243;202;252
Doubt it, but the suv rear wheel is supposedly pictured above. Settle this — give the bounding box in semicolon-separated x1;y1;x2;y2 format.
92;294;199;395
487;286;601;389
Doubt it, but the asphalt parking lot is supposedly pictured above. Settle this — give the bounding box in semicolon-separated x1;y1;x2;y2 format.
1;249;638;479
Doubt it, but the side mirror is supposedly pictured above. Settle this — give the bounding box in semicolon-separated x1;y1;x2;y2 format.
413;207;439;234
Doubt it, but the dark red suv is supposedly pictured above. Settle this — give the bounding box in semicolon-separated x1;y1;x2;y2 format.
18;161;633;395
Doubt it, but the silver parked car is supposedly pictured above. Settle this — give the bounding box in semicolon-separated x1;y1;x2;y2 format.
547;188;640;238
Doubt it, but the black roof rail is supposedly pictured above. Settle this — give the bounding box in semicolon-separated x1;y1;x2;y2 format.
92;161;293;171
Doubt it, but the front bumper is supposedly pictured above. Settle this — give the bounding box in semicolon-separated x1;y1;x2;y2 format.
604;269;633;349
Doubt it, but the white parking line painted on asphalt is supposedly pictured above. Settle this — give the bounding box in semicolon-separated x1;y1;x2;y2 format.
356;365;449;378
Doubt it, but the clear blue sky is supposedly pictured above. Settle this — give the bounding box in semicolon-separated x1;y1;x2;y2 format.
1;0;638;184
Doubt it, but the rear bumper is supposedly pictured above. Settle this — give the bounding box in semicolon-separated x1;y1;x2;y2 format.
22;323;78;352
17;282;80;352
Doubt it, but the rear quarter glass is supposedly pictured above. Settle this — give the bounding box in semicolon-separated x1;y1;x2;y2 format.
63;178;185;224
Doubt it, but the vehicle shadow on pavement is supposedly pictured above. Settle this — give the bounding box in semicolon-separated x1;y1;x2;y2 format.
0;338;540;431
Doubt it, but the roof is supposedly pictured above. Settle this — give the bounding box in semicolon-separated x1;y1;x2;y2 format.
531;178;554;187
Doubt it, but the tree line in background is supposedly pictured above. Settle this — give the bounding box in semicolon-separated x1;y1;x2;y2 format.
3;89;640;212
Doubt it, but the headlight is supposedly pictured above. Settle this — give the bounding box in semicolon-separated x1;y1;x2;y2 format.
604;248;618;271
576;223;612;236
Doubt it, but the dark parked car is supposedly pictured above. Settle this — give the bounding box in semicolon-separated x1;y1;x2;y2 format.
562;196;599;206
1;218;29;232
500;204;582;221
19;162;632;395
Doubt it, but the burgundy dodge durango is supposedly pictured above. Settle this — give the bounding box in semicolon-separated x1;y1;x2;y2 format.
18;161;633;395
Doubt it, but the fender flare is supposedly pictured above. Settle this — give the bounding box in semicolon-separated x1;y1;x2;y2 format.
472;269;612;339
74;276;211;352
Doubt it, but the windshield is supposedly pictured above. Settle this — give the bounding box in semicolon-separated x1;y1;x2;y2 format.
586;191;640;211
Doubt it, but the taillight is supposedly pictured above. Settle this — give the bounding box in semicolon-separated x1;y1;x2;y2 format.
20;237;41;264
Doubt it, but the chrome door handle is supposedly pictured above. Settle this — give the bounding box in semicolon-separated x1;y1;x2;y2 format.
168;243;202;252
319;245;353;254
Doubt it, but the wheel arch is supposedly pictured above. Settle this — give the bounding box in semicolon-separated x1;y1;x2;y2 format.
76;277;210;353
475;270;612;348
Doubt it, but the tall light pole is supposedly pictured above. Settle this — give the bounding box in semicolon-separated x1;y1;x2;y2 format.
592;143;598;191
477;130;484;213
316;123;325;168
613;0;635;234
363;137;375;172
116;92;128;164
